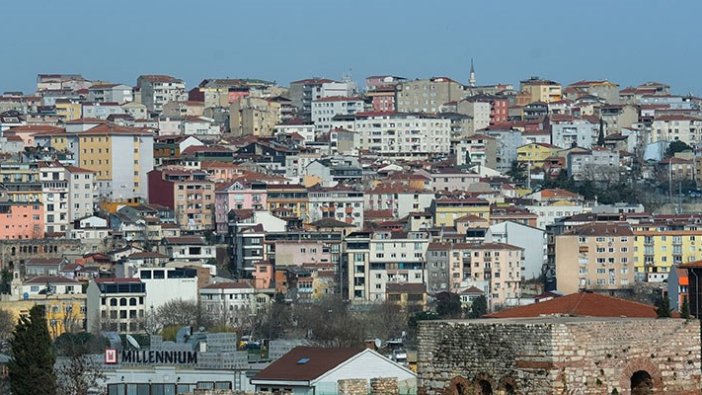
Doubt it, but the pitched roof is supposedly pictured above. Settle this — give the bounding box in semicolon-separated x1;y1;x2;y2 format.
253;346;363;382
485;291;670;318
310;218;355;228
566;222;634;236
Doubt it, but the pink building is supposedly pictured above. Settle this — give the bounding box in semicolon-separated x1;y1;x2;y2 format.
214;181;267;233
253;261;274;289
0;203;44;240
273;241;333;268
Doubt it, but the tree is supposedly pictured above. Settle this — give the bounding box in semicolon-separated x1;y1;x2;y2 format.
9;305;57;395
0;309;13;353
56;333;106;395
468;295;488;319
597;119;606;147
435;292;462;318
665;140;692;158
655;296;671;318
506;161;527;184
0;268;11;295
681;296;691;319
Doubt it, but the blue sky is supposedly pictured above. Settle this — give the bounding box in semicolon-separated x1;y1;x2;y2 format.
2;1;701;94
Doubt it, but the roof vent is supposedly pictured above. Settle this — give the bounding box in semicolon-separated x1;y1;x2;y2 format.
297;358;310;365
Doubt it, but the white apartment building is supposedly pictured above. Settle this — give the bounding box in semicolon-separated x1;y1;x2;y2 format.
332;113;451;158
363;185;435;218
82;102;126;120
39;163;96;233
344;231;430;302
134;267;199;311
311;97;365;133
86;278;146;334
649;115;702;144
199;281;271;325
550;116;600;149
306;186;364;228
136;75;186;114
87;83;134;104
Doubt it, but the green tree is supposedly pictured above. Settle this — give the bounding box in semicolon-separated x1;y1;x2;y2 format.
469;295;488;319
0;268;11;295
506;161;527;183
655;296;671;318
435;292;462;318
597;119;606;147
9;305;57;395
681;296;691;319
665;140;692;157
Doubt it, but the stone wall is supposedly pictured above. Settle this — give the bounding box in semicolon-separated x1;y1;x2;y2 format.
370;377;399;395
417;317;701;395
338;378;369;395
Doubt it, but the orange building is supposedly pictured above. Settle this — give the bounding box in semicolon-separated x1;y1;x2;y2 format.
0;202;44;240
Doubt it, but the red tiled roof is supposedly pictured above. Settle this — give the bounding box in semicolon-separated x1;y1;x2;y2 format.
202;280;253;290
485;291;671;318
253;346;363;382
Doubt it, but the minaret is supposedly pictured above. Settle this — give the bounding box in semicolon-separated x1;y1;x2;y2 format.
468;58;476;88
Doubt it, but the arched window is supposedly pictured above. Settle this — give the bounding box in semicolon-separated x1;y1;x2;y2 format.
631;370;654;395
120;298;127;306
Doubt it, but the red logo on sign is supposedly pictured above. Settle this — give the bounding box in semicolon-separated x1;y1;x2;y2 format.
105;348;117;364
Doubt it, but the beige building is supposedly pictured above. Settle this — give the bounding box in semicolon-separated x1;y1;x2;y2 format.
465;243;523;310
229;96;281;137
520;77;561;103
555;222;635;294
396;77;466;113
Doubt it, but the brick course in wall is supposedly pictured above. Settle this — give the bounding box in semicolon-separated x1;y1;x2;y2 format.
417;317;701;395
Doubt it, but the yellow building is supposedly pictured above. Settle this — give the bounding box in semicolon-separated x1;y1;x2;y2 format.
54;100;82;121
266;185;308;220
0;295;87;338
45;123;154;200
517;142;559;168
633;229;702;281
433;197;490;227
520;77;562;103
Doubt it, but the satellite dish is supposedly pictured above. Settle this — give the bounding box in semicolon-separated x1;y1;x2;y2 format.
374;338;382;349
126;335;141;350
103;332;123;349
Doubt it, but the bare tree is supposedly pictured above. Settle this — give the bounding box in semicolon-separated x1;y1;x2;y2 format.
56;339;106;395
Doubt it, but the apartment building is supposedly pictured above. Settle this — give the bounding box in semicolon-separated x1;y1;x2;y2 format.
266;184;308;221
344;231;430;302
549;115;600;149
134;267;199;310
199;281;270;324
288;78;356;121
147;168;215;231
0;201;44;240
633;228;702;283
395;77;466;113
351;112;451;157
432;197;490;227
87;83;134;104
555;222;635;294
86;278;146;334
520;77;562;103
54;123;154;200
306;185;364;227
363;185;434;219
229;96;282;137
464;243;524;310
426;242;473;294
454;134;498;168
649;115;702;145
136;75;186;114
311;96;365;133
